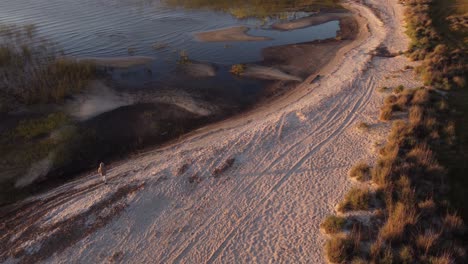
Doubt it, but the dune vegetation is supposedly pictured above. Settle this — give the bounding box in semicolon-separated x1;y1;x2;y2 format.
322;0;467;263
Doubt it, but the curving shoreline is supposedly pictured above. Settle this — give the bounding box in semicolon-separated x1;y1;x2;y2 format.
0;0;425;263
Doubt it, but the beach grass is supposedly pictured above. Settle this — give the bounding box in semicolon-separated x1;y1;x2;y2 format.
323;0;467;262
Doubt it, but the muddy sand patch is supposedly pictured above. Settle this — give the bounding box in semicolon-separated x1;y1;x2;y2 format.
195;26;271;42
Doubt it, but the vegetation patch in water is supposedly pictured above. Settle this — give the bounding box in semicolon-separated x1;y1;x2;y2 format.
0;24;95;107
165;0;342;19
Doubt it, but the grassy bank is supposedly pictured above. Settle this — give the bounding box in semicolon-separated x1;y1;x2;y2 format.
322;0;467;262
429;0;468;222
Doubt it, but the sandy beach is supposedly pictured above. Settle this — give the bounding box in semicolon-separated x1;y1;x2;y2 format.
0;0;424;263
195;26;271;42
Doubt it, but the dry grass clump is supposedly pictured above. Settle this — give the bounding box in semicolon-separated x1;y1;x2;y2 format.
325;236;355;263
411;88;430;105
394;85;405;94
384;94;397;105
415;229;440;255
356;122;370;131
409;105;424;124
349;162;371;181
443;213;465;233
379;105;393;121
398;245;414;263
338;188;371;212
378;202;418;242
321;215;346;234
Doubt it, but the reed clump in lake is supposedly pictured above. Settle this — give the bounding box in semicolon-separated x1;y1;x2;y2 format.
0;24;95;107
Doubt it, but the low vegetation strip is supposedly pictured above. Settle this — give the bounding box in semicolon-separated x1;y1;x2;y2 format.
322;0;467;263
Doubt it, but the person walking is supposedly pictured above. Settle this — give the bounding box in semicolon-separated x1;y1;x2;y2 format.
98;162;107;184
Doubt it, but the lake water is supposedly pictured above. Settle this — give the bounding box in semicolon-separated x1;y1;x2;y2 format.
0;0;338;63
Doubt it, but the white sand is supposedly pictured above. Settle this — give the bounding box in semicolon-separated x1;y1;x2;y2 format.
2;0;423;263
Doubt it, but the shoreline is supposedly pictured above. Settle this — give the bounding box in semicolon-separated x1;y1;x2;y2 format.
0;0;425;263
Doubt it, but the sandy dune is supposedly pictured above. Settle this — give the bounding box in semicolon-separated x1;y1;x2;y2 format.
0;0;423;263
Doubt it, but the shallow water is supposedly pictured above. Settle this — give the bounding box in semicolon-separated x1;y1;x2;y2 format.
0;0;340;105
0;0;338;63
